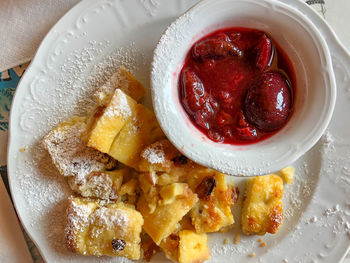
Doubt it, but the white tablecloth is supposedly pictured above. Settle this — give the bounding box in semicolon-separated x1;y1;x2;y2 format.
0;0;80;72
0;0;349;73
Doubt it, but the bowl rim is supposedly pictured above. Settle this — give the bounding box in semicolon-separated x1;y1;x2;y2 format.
151;0;337;176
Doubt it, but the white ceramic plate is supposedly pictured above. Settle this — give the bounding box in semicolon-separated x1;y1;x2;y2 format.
7;0;350;262
151;0;337;176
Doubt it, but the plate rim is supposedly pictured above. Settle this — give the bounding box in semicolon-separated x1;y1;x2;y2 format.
7;0;350;262
7;0;110;260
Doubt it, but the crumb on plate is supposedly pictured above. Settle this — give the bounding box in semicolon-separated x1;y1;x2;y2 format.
19;146;26;152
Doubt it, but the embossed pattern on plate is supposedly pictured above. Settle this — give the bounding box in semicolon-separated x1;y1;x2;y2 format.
7;0;350;262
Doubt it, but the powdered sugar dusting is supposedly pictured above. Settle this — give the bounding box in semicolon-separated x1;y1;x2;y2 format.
282;160;315;221
56;41;146;120
66;198;95;247
92;206;128;234
105;89;132;118
85;41;146;99
303;203;350;239
71;172;117;200
11;38;146;259
210;237;252;258
94;68;126;102
321;130;335;153
42;118;106;184
14;140;72;254
66;200;130;246
141;140;166;164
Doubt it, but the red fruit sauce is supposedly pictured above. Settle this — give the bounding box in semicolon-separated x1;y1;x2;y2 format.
179;27;295;145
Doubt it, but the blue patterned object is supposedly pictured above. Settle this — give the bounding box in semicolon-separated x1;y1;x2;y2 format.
0;66;27;183
0;63;44;262
0;68;21;131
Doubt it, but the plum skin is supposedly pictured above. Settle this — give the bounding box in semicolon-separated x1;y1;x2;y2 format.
244;72;292;132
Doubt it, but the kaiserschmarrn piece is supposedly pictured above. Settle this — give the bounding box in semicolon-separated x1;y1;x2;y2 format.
117;178;140;205
281;166;295;185
137;183;198;245
43;116;118;200
159;234;180;262
67;168;130;201
137;172;159;213
187;170;236;233
84;85;164;169
94;66;145;103
84;66;147;154
138;139;180;173
138;139;203;181
66;197;144;260
83;89;138;154
108;103;165;169
160;230;210;263
138;139;237;236
178;230;210;263
241;174;284;235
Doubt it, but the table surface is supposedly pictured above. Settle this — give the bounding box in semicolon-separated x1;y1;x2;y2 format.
0;0;349;262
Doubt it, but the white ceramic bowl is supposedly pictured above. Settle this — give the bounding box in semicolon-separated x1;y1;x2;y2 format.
151;0;336;176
